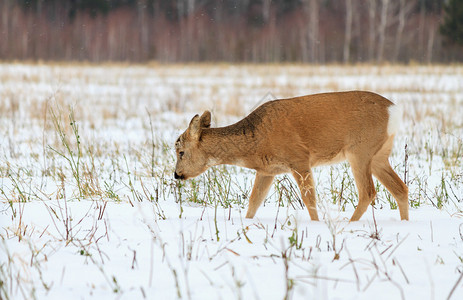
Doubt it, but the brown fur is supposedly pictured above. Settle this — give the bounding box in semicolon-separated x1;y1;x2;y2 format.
174;91;409;221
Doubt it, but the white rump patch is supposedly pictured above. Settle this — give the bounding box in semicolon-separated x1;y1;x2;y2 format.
387;104;402;136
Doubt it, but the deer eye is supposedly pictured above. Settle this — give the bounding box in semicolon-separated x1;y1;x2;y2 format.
179;151;185;159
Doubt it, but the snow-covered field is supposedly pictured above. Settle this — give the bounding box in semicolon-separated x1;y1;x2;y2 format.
1;63;462;300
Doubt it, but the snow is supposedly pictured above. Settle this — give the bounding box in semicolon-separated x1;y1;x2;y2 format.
1;63;462;299
3;202;463;299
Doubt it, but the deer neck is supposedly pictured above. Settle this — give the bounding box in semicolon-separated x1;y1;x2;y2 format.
200;127;256;167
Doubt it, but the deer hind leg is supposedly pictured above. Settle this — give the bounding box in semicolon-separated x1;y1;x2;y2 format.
371;135;409;220
372;158;409;221
348;155;376;221
245;173;275;218
292;169;319;221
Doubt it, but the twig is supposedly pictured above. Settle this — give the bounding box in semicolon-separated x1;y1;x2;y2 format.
145;107;156;177
392;258;410;284
447;272;463;300
345;247;361;291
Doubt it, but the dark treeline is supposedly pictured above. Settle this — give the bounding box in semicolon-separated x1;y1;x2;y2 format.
1;0;462;63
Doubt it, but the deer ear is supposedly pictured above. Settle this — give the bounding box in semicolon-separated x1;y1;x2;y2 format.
200;111;211;128
188;114;201;140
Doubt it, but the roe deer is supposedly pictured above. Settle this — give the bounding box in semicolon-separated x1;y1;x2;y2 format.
174;91;409;221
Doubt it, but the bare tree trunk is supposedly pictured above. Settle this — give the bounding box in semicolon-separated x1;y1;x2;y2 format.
108;16;116;61
305;0;319;63
418;0;425;62
426;25;436;63
187;0;197;60
393;0;404;62
37;0;43;15
185;0;197;61
377;0;389;63
1;0;10;58
343;0;353;63
392;0;404;62
300;23;308;62
353;2;361;62
263;0;271;23
393;0;416;62
138;0;149;61
368;0;377;62
188;0;195;14
269;7;278;62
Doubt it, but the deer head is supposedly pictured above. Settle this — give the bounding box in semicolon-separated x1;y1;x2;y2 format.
174;111;211;180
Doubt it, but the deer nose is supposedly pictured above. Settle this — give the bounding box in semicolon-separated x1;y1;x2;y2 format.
174;172;184;180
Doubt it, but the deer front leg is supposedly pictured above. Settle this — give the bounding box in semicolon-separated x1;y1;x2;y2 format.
245;173;275;218
348;156;376;221
292;169;319;221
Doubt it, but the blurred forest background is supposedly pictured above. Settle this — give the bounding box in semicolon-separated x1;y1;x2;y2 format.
1;0;462;63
